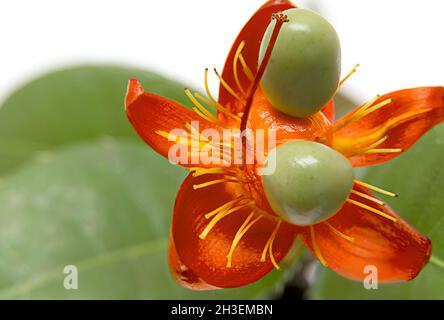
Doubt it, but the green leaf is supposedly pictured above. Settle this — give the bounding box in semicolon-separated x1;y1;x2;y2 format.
0;66;290;299
310;125;444;299
0;65;191;175
0;139;288;299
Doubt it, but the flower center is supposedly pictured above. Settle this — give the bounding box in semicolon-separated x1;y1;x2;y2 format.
261;140;354;226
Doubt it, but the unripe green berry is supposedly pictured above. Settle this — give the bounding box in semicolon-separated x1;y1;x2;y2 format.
262;141;353;226
259;8;341;118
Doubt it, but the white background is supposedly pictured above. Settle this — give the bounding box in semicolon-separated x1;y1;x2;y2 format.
0;0;443;104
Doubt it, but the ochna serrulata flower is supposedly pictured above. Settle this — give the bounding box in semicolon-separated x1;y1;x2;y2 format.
125;1;442;289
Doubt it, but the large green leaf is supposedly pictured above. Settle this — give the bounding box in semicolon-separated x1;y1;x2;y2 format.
0;65;191;175
0;66;290;299
0;139;288;299
310;125;444;299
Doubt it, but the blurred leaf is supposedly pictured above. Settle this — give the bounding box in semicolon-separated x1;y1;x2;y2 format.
0;139;287;299
310;125;444;299
0;65;191;175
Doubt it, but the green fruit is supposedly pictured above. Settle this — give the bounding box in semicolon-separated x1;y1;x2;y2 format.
262;141;353;226
259;8;341;118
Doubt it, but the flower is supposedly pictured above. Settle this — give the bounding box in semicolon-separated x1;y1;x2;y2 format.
125;0;443;289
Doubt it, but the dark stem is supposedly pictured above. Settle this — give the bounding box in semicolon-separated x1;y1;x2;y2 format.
240;13;287;167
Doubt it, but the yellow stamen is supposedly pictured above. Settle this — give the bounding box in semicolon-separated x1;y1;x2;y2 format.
267;221;282;270
367;135;388;149
156;130;211;153
155;130;174;140
310;225;328;267
364;148;403;154
184;121;200;139
185;89;222;125
350;190;384;206
338;64;360;89
335;95;380;131
194;92;241;121
214;68;243;102
192;106;217;124
355;98;393;122
350;135;388;156
199;201;252;240
156;129;231;163
324;222;355;243
261;220;282;270
238;53;254;81
192;177;238;190
346;199;397;222
155;130;193;147
233;41;248;97
189;150;232;165
204;68;220;106
156;130;231;165
226;211;262;268
202;68;241;122
354;179;398;197
184;122;233;150
204;197;249;219
190;167;231;178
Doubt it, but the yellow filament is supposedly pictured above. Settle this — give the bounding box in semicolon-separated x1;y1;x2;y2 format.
183;123;210;148
190;167;233;178
192;106;218;124
325;222;355;243
156;130;231;165
184;121;200;139
189;150;232;165
343;98;391;128
261;220;282;270
351;190;384;206
355;99;393;122
337;107;434;157
367;135;388;148
267;221;282;270
185;89;222;125
310;225;328;267
159;126;231;163
194;92;241;121
204;197;249;219
214;68;243;102
238;53;254;81
156;130;213;152
353;95;381;116
226;212;262;268
364;148;403;154
155;130;195;147
204;68;220;106
354;180;397;197
199;210;233;240
193;177;238;190
338;64;360;88
346;199;397;222
202;68;241;122
350;135;388;156
189;147;231;157
335;95;380;131
233;41;248;97
199;202;252;240
183;124;233;150
155;130;174;140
